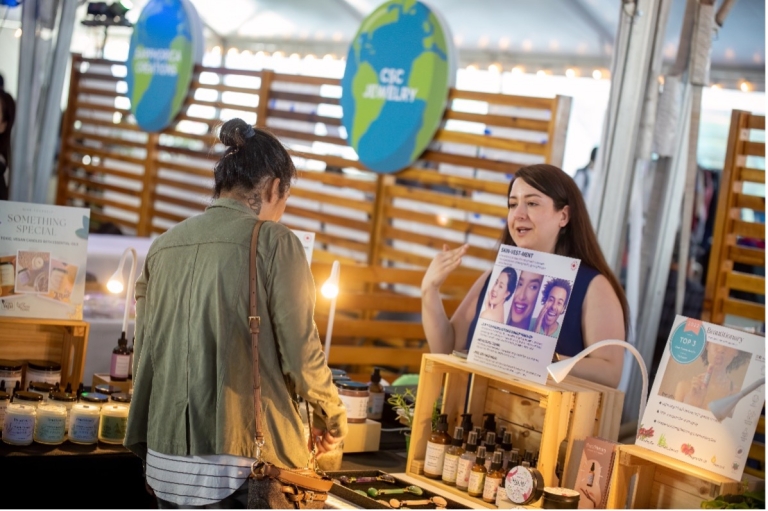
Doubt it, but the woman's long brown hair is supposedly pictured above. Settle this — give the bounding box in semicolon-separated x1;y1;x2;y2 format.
500;164;630;336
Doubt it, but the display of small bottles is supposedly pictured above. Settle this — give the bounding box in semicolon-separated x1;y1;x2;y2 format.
483;432;496;470
441;426;464;486
467;446;487;497
483;450;505;503
110;336;131;381
423;414;451;479
455;430;478;492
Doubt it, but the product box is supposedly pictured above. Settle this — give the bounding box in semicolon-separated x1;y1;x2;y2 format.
574;437;619;509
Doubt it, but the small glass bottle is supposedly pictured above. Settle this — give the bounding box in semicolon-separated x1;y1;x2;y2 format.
483;432;496;470
501;431;514;470
481;413;496;440
456;430;478;492
424;414;451;479
460;413;473;444
441;426;465;486
366;368;384;420
586;462;596;487
483;450;505;503
110;336;131;381
467;446;488;498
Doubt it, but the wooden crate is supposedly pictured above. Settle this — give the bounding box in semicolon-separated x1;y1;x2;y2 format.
606;444;743;509
0;318;89;390
406;354;617;509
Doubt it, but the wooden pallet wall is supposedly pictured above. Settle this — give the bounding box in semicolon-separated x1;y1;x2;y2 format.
56;54;571;376
702;110;765;330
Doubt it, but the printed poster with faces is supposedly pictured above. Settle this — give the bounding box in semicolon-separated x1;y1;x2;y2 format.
638;315;765;480
0;201;90;320
467;244;580;384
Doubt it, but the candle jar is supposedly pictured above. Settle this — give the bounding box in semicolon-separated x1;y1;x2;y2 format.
542;487;581;509
110;392;132;405
25;360;61;388
2;403;36;446
0;389;9;433
68;404;100;445
0;261;14;286
28;381;56;401
94;384;121;396
49;267;68;294
34;403;67;445
13;390;44;408
335;381;369;424
99;404;129;444
49;391;77;433
79;392;108;410
16;268;30;288
0;359;23;393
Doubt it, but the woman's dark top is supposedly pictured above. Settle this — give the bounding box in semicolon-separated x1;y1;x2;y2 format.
465;264;601;357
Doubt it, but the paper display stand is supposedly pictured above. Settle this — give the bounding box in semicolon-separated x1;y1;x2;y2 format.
0;318;89;390
405;354;623;509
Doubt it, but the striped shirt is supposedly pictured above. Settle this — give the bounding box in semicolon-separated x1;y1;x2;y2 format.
146;449;253;506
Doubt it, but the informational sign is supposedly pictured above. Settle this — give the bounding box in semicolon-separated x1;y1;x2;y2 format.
340;0;456;173
0;202;90;320
467;245;581;384
638;316;765;480
126;0;203;132
291;229;315;264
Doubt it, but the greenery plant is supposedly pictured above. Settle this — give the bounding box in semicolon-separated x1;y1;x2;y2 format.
387;388;416;429
701;489;764;509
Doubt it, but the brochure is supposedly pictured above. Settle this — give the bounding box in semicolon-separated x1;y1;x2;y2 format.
638;315;766;480
467;244;581;384
292;229;315;264
574;437;619;509
0;202;90;320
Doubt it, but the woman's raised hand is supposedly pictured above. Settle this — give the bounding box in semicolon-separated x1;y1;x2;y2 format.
421;244;469;293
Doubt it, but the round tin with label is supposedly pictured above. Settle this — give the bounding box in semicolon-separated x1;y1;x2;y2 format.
542;487;581;509
505;463;544;505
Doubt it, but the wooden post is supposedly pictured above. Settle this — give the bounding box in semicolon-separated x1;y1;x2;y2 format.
138;133;160;236
256;70;274;128
545;95;572;166
367;174;394;265
55;54;83;206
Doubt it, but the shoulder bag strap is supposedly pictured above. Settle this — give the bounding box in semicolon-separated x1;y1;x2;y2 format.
248;221;316;458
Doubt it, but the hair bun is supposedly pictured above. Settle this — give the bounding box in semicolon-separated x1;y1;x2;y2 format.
219;118;253;148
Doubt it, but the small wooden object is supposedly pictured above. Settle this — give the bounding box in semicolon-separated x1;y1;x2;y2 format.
92;373;133;393
406;354;618;509
0;317;89;390
606;444;743;509
342;419;381;453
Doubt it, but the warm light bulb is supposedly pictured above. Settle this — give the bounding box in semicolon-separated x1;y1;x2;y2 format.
511;66;524;75
466;64;478;71
488;63;502;74
740;81;752;92
107;279;124;294
565;68;576;78
592;69;602;80
536;70;547;77
321;282;339;299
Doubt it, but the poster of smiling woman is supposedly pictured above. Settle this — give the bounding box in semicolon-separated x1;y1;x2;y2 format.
468;244;580;384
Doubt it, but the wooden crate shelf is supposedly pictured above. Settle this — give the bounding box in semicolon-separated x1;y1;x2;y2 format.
606;444;743;509
406;354;622;508
0;317;89;390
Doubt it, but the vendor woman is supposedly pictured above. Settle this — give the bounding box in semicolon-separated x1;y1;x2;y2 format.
421;164;629;388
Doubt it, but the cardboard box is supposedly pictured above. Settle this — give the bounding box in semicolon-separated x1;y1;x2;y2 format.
574;437;619;508
342;419;381;453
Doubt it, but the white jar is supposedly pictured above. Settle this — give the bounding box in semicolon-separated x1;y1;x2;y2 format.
0;261;14;286
25;360;61;388
2;403;36;445
68;404;100;445
50;391;77;433
335;381;369;423
99;404;129;444
34;403;67;445
27;381;56;402
0;359;23;394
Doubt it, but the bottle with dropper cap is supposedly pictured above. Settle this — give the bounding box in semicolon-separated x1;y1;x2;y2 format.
441;426;464;486
460;413;473;444
468;446;488;498
483;450;505;503
456;430;478;492
424;414;451;479
366;368;384;420
483;432;496;470
110;334;131;381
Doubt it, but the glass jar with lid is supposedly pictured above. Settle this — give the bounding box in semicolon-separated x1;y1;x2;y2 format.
335;381;369;423
13;390;44;408
94;384;121;396
68;403;100;445
28;381;56;401
50;391;77;433
99;404;129;444
0;360;23;393
79;392;109;410
0;388;9;433
34;403;67;445
25;360;61;388
2;403;36;446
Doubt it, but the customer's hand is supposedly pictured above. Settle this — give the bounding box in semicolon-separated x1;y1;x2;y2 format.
421;244;469;294
310;427;344;455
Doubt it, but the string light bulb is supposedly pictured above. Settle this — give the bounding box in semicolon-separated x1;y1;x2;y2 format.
565;68;576;78
739;80;752;92
511;66;524;75
488;63;502;74
592;69;603;80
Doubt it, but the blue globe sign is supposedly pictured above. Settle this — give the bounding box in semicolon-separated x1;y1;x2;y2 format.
341;0;456;173
126;0;203;132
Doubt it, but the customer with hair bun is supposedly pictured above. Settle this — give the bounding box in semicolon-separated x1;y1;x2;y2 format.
125;118;347;508
422;164;629;388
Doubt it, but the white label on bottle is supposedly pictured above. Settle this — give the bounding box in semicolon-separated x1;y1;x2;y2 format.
424;441;448;476
35;415;66;442
338;394;367;420
506;466;535;504
483;476;501;501
468;470;486;494
3;415;34;442
366;392;385;419
441;452;460;483
456;457;474;489
70;416;100;443
112;354;130;379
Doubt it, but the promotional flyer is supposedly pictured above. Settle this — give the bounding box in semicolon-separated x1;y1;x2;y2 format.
638;315;765;480
467;244;581;384
0;202;90;320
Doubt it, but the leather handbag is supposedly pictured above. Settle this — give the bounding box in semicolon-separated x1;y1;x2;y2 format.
245;221;334;509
